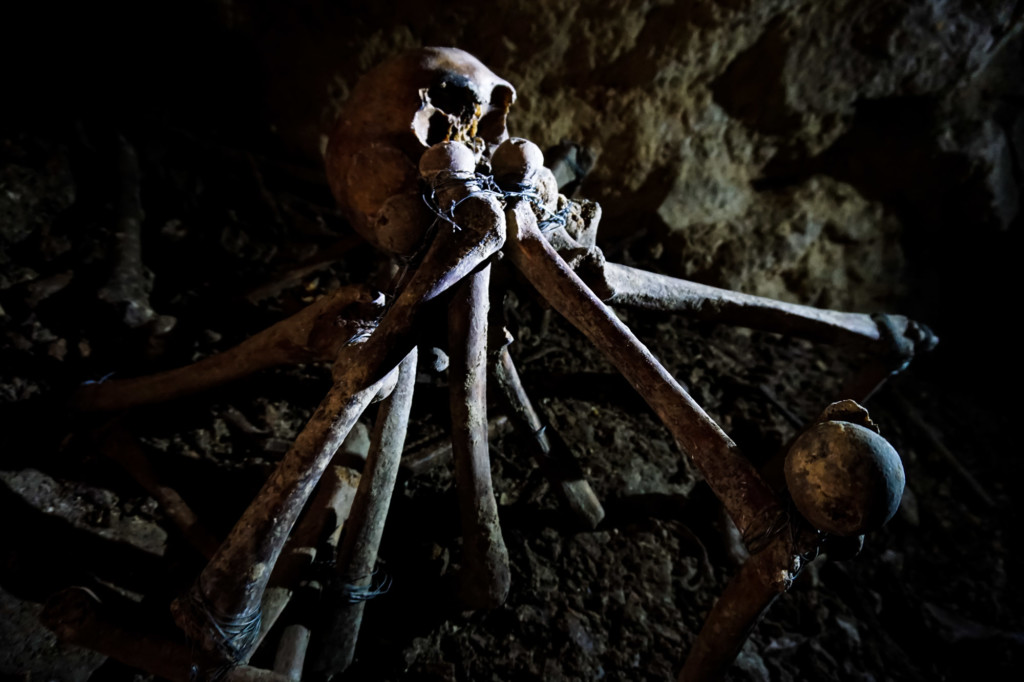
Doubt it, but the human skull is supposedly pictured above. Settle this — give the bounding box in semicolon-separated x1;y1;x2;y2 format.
325;47;516;254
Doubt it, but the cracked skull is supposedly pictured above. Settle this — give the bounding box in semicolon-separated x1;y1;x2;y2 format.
325;47;516;255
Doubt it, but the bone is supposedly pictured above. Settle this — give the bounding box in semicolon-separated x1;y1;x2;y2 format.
448;265;510;609
245;234;364;304
491;137;545;186
784;418;905;536
400;415;511;474
273;624;310;681
97;135;166;330
678;534;801;682
175;144;508;664
504;199;780;545
248;464;360;657
42;587;291;682
326;48;515;255
311;348;418;675
599;263;938;354
838;312;938;402
490;344;605;529
98;422;220;559
75;285;383;412
171;367;388;665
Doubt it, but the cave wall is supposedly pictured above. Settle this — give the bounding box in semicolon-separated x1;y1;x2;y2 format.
4;0;1022;377
0;3;1020;679
238;0;1020;315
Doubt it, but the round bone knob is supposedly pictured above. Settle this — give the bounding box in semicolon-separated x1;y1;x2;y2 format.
492;137;545;187
419;141;476;183
784;420;905;536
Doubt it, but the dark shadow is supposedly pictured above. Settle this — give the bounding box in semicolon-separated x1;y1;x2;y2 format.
0;482;169;603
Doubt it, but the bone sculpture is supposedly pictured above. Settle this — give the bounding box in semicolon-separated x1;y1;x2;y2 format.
62;47;935;681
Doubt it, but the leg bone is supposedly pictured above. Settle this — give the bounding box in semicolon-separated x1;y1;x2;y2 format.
248;463;361;659
490;343;605;529
75;285;382;412
449;265;511;609
678;534;805;682
504;201;781;544
174;161;507;664
598;262;937;359
311;347;419;675
98;422;221;559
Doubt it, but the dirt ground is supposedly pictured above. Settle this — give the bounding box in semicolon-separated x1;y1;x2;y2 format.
0;93;1020;682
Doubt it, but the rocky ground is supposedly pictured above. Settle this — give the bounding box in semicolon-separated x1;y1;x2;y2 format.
1;1;1021;680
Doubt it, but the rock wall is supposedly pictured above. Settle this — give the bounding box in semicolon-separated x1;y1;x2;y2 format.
5;0;1021;361
224;0;1020;317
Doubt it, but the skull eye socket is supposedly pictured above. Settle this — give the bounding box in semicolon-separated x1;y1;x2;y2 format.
413;73;486;147
424;111;454;146
425;73;481;120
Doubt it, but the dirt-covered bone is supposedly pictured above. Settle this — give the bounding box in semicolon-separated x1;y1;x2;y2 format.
489;343;605;530
504;199;782;545
75;285;384;412
247;464;360;660
492;137;938;370
311;348;418;676
97;136;173;333
326;47;515;255
680;399;905;681
599;264;938;363
416;140;514;609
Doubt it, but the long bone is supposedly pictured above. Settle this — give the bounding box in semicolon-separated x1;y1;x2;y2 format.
449;265;511;609
43;588;291;682
418;140;511;608
680;402;905;681
527;190;935;366
311;348;418;676
493;143;780;543
98;422;221;559
487;234;605;528
247;463;360;658
595;263;937;405
272;624;309;681
678;531;809;682
596;263;937;358
75;284;384;412
174;137;507;666
490;342;605;529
